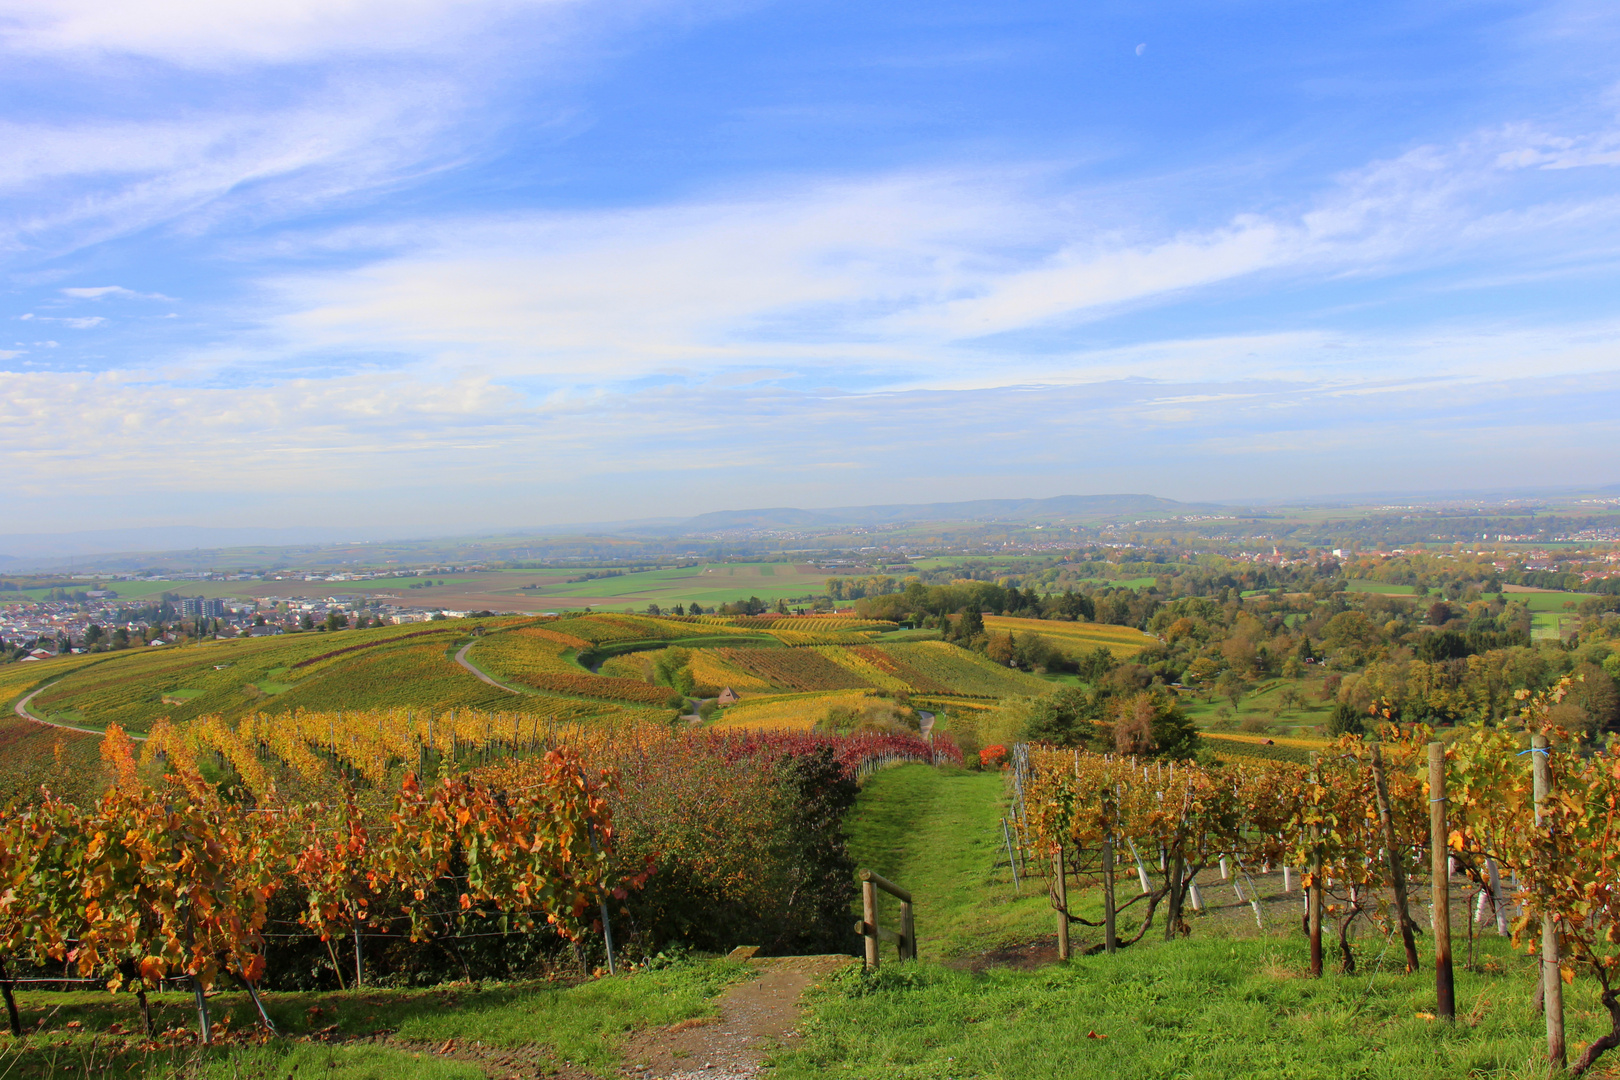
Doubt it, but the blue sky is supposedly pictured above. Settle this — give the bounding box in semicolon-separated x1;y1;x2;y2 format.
4;0;1620;532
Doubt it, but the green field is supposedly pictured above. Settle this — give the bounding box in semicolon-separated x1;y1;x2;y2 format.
1346;581;1418;595
506;562;832;608
1178;671;1337;743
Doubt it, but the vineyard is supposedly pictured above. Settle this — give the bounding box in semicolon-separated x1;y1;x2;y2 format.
17;622;524;731
715;646;875;692
710;690;883;732
685;648;775;694
878;640;1054;697
463;626;678;705
983;615;1156;658
554;613;760;645
0;704;955;1051
1013;680;1620;1074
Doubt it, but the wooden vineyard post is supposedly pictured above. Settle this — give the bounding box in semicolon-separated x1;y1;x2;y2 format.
1429;741;1455;1021
1370;742;1421;974
862;874;879;971
1101;832;1117;955
1053;846;1071;961
1308;752;1324;978
1531;733;1566;1069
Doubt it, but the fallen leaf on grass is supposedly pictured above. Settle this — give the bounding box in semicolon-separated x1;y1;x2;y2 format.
439;1038;456;1054
1415;1011;1436;1021
1086;1031;1107;1039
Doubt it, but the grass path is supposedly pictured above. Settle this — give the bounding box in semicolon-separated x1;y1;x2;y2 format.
844;764;1052;960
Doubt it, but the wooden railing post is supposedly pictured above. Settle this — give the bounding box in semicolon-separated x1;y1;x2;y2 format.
900;897;915;963
856;870;915;969
861;875;879;971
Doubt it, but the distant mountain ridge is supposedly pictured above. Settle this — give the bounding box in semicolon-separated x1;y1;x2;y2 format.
674;494;1221;532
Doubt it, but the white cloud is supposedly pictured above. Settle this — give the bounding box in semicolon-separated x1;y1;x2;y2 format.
0;82;468;258
0;360;1614;520
14;314;106;328
60;285;175;301
249;120;1620;389
0;0;588;67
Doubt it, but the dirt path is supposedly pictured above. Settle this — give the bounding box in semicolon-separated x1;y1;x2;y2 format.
616;954;855;1079
12;681;146;740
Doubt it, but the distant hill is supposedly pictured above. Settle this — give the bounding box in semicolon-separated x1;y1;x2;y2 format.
676;494;1221;532
0;526;406;565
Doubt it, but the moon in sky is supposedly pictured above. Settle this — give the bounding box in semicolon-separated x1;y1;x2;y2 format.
1136;43;1147;56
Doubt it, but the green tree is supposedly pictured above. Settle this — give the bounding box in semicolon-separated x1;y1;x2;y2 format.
1327;701;1365;736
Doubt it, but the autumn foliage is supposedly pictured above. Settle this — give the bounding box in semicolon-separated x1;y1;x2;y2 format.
0;725;622;1033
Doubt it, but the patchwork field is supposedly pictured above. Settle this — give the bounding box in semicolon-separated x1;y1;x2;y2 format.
20;561;846;615
486;562;844;611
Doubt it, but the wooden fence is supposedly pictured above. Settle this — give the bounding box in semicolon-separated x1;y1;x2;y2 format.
853;869;914;970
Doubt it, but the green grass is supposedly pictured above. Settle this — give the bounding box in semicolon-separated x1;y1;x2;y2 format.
845;765;1052;959
872;628;942;642
773;934;1594;1080
1347;581;1418;595
1508;590;1589;612
0;961;749;1079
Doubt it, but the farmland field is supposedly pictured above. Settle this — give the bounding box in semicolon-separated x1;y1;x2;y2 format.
982;615;1156;658
493;561;840;610
31;561;838;615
